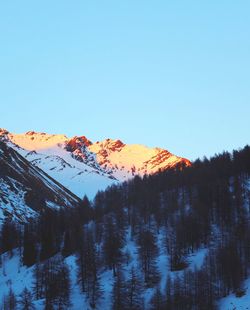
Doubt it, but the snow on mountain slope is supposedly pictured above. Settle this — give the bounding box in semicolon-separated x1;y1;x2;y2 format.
0;227;208;310
0;129;190;199
0;141;80;223
1;131;116;199
89;139;190;180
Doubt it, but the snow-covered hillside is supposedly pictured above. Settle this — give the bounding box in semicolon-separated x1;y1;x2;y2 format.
0;129;190;199
0;229;208;310
1;144;250;309
0;141;80;223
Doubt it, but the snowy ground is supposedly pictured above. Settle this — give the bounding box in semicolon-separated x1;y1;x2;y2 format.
0;250;43;309
219;279;250;310
1;233;244;309
0;250;115;310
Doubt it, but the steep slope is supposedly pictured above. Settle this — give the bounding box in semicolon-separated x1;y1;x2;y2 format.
1;131;116;199
0;141;80;223
0;129;190;198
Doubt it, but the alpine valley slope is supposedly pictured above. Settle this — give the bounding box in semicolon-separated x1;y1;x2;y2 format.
0;140;80;223
0;129;190;199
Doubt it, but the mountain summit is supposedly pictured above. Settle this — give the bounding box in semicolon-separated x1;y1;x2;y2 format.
0;130;190;198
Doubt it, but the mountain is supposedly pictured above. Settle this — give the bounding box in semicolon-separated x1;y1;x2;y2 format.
0;129;190;198
1;145;250;309
0;140;80;223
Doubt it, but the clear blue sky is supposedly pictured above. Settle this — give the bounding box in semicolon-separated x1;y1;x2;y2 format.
0;1;249;160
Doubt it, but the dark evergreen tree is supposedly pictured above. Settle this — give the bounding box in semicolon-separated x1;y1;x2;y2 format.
112;267;127;310
150;286;166;310
125;267;143;310
22;224;37;267
77;229;102;308
33;262;44;300
0;220;19;255
137;229;159;286
44;256;71;310
3;288;17;310
19;287;35;310
103;216;124;276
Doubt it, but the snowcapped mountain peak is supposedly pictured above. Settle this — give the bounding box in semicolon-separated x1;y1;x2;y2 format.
3;130;190;198
8;131;68;151
89;141;190;180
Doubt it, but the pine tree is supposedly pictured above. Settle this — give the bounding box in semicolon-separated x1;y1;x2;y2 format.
150;286;166;310
3;288;17;310
103;216;123;276
44;256;71;310
19;287;35;310
77;230;102;308
22;224;37;267
62;230;74;257
137;229;159;286
112;268;126;310
0;220;19;255
33;262;44;300
125;267;143;310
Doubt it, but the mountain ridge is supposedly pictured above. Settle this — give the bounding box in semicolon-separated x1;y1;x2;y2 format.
0;129;190;198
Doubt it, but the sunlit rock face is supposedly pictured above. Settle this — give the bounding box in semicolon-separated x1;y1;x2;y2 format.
3;130;190;198
89;139;190;179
